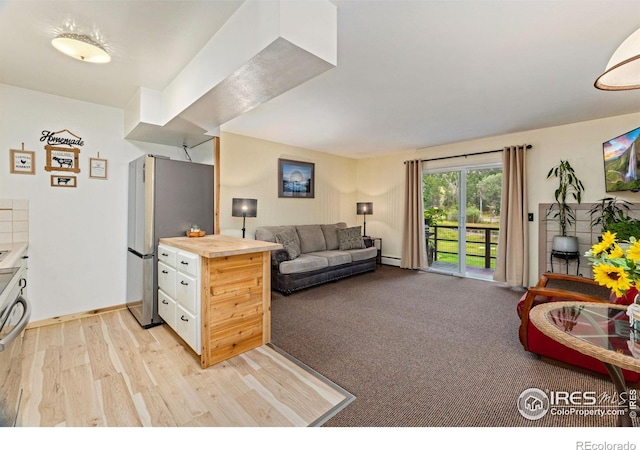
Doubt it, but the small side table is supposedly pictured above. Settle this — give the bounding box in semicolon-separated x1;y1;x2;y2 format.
550;250;580;275
364;237;382;266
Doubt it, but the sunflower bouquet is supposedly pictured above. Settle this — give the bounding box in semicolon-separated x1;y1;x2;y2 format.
584;231;640;298
585;231;640;328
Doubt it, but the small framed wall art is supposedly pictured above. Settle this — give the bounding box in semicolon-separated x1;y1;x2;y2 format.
10;147;35;175
50;175;77;188
89;157;108;179
278;158;315;198
44;145;80;173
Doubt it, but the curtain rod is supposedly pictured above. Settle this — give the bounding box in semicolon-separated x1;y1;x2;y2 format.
409;144;532;164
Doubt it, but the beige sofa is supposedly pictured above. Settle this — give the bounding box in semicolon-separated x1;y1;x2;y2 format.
255;222;377;295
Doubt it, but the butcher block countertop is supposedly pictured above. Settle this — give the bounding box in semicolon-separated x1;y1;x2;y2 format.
159;234;282;258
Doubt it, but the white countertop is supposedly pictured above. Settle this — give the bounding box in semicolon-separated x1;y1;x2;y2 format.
0;242;28;269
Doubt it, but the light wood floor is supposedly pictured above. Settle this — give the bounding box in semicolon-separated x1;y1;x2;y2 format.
18;308;352;427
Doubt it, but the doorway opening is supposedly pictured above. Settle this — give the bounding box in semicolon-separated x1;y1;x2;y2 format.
423;164;502;280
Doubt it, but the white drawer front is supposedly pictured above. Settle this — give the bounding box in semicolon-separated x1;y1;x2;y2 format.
157;244;177;267
158;290;176;329
176;251;199;277
176;305;200;354
157;262;176;298
176;272;198;314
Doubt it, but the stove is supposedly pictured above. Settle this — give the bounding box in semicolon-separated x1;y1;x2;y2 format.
0;268;18;299
0;264;28;427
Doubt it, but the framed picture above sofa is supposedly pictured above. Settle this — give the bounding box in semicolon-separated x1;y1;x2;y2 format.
278;158;315;198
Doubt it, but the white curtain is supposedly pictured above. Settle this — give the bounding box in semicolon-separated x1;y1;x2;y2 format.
401;160;427;269
494;145;529;287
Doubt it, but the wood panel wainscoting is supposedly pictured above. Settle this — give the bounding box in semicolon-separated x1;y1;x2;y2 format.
19;308;354;427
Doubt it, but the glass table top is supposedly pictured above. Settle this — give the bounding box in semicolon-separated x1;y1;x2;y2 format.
541;303;640;361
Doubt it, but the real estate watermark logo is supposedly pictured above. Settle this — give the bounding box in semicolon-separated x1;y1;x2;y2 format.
518;388;549;420
517;387;638;421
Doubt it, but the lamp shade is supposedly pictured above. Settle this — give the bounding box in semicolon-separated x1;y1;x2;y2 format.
51;33;111;63
595;27;640;91
357;202;373;215
232;198;257;217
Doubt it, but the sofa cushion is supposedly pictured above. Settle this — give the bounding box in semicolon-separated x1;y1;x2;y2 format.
279;254;329;275
255;225;296;243
308;251;352;267
337;226;365;250
344;247;377;262
275;228;301;260
321;223;347;250
296;225;327;253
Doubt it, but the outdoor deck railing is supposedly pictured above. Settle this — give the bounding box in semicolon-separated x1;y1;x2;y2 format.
426;224;499;269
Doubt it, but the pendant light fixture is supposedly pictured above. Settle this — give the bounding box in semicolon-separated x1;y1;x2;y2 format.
594;27;640;91
51;33;111;63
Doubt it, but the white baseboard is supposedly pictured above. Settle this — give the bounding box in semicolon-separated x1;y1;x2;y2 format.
381;256;400;267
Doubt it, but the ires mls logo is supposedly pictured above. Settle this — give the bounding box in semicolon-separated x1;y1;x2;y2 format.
549;390;597;405
518;388;634;421
518;388;550;420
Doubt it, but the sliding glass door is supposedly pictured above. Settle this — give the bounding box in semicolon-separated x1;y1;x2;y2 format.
423;164;501;279
424;170;463;275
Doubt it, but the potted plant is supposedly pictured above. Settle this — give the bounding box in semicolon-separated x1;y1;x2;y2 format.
588;197;640;243
588;197;633;231
546;160;585;252
424;207;446;265
604;219;640;242
424;206;446;228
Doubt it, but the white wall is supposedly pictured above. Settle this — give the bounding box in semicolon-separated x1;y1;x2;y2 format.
357;111;640;283
3;81;638;320
217;132;358;238
0;84;191;321
355;149;416;265
0;85;355;322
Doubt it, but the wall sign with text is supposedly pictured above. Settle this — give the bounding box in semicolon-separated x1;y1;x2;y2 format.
89;157;108;179
44;145;80;173
10;145;35;175
42;129;82;175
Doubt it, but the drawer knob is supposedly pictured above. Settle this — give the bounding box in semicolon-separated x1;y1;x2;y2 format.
180;315;188;322
162;270;168;274
180;280;188;286
162;299;168;304
180;261;188;265
161;253;168;257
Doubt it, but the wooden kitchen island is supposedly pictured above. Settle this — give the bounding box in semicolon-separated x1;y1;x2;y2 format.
158;235;282;369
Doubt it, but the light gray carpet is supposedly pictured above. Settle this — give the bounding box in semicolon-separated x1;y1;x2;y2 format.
271;266;637;427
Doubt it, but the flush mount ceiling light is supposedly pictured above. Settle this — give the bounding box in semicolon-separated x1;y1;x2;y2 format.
595;27;640;91
51;33;110;63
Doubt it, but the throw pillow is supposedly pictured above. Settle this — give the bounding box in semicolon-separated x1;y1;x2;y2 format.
275;229;301;260
337;226;365;250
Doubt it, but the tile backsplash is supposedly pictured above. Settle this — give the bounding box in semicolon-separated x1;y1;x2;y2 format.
0;199;29;245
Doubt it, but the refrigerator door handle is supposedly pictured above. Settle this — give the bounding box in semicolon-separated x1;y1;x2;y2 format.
128;248;153;259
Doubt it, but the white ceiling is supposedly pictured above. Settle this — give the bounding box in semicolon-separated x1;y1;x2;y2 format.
1;0;639;158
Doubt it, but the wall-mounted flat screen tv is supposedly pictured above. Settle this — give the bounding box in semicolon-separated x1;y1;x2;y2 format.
603;126;640;192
